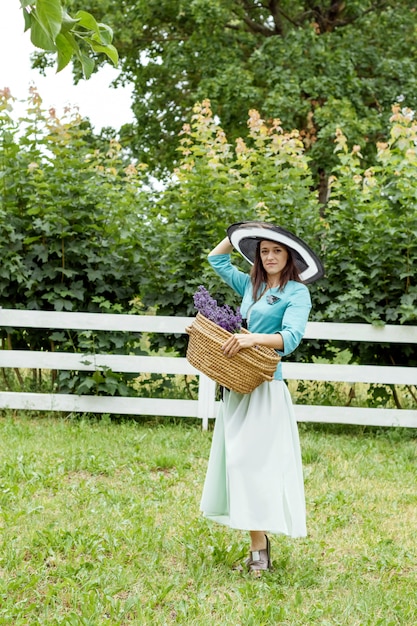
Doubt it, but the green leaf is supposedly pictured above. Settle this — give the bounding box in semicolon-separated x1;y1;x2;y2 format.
36;0;63;40
79;376;97;390
92;370;105;384
55;32;74;72
79;53;95;79
29;12;56;51
88;41;119;66
97;23;114;46
22;7;31;31
60;29;80;56
74;10;100;35
60;10;79;34
23;235;42;244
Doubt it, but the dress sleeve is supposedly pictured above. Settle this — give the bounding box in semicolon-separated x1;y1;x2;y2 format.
278;284;312;357
208;254;250;298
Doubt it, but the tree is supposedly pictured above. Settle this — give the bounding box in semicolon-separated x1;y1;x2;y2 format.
61;0;417;189
19;0;118;78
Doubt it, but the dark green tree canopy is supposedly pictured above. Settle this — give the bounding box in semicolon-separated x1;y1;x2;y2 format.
63;0;417;185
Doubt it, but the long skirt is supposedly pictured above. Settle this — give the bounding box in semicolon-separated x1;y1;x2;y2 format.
200;380;307;537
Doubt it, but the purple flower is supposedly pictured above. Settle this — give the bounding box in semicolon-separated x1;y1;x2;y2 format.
193;286;242;332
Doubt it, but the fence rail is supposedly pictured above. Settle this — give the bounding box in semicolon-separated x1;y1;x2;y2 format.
1;309;416;430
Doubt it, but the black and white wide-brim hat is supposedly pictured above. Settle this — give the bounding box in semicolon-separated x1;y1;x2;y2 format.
227;221;324;284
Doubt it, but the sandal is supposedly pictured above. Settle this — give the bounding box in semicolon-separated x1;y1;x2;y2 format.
246;534;272;573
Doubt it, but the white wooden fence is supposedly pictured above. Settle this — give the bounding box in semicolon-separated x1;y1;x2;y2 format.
0;309;416;430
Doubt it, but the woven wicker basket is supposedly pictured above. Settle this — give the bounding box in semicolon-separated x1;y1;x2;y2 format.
186;313;280;394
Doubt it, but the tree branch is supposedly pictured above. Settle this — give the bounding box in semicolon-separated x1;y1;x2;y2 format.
240;14;276;36
302;0;392;33
229;0;394;38
267;0;284;35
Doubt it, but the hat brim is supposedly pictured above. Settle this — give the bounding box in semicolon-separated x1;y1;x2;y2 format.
227;221;324;284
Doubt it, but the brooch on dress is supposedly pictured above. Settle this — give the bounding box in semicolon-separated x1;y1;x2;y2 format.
266;295;281;305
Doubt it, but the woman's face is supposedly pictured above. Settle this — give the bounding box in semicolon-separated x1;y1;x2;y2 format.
260;240;288;282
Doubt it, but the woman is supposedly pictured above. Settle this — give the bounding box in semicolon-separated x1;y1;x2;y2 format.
200;221;324;574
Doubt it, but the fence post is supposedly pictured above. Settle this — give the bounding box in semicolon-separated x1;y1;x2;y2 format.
197;374;217;430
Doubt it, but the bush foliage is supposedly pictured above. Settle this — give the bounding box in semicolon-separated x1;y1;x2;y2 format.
147;100;417;323
1;91;416;401
0;87;152;395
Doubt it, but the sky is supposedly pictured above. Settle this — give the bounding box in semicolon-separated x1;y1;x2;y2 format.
0;0;135;130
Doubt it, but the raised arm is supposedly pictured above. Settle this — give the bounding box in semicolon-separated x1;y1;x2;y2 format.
208;236;233;256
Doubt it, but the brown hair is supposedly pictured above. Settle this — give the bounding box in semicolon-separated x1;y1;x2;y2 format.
250;240;302;300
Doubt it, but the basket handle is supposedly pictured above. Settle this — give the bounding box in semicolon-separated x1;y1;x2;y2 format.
260;372;274;382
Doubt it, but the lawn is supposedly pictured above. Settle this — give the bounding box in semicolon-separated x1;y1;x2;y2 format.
0;412;416;625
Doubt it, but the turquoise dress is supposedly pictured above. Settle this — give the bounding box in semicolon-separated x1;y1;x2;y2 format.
200;254;311;536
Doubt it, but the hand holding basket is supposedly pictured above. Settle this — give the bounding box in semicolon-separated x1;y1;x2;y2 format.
186;313;280;394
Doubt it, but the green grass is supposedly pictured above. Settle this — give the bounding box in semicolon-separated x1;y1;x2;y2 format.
0;413;416;625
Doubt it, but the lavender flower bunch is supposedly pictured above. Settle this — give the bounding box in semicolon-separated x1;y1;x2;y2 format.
193;285;242;333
